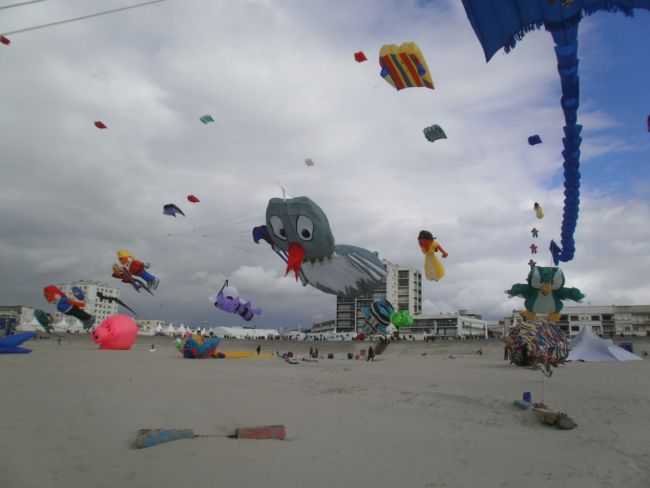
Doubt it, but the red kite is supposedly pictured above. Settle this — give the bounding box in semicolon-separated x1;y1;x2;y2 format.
354;51;367;63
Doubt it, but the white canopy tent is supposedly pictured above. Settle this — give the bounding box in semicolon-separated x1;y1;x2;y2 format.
567;327;642;361
16;317;40;332
212;326;280;339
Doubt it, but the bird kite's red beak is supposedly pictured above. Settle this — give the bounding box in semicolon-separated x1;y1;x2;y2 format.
285;242;305;280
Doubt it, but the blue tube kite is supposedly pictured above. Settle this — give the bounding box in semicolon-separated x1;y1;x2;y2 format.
0;332;37;354
460;0;650;264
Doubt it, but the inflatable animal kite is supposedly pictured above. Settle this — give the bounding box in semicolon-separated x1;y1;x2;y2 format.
91;315;138;350
200;115;214;124
0;332;37;354
34;309;54;334
43;285;94;329
253;196;387;297
182;334;222;358
418;230;448;281
361;298;395;337
505;266;584;322
210;281;262;322
390;311;414;329
379;42;434;91
460;0;649;265
534;202;544;219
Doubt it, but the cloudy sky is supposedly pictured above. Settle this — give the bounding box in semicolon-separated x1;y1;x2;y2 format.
1;0;649;329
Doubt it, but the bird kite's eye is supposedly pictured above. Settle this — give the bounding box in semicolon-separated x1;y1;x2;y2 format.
269;216;287;240
296;215;313;241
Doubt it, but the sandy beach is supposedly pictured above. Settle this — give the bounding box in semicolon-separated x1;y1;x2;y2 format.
2;337;649;488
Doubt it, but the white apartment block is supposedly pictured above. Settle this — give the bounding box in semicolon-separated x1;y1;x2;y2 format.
502;305;650;337
335;259;422;333
409;310;488;338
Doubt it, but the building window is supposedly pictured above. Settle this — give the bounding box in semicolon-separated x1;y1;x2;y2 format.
591;315;600;321
571;326;579;331
570;316;579;321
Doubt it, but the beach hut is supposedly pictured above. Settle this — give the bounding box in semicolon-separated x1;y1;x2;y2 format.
567;327;642;362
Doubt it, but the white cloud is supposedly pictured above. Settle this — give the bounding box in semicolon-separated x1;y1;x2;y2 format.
1;0;648;327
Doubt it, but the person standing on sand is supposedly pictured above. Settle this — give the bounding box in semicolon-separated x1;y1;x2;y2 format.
256;344;261;355
367;346;375;362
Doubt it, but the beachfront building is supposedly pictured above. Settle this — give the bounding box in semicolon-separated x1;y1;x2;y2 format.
0;305;36;334
307;319;356;340
501;305;650;338
335;259;422;334
53;280;120;328
404;310;488;339
134;319;166;336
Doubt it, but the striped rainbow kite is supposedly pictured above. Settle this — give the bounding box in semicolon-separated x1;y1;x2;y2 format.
379;42;434;91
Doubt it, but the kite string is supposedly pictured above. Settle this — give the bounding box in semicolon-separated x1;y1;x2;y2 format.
0;0;50;11
2;0;166;36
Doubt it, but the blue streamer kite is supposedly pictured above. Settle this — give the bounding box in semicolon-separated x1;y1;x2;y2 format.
460;0;650;264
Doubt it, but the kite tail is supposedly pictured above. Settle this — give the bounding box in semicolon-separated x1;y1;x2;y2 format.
582;2;636;18
503;20;544;53
550;39;581;265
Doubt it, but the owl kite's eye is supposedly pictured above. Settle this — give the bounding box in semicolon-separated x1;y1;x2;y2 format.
296;215;313;241
269;216;287;240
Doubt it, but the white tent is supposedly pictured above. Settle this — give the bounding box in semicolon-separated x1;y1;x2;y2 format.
178;324;187;335
155;324;164;334
567;327;642;361
212;326;280;339
16;317;40;332
165;323;176;336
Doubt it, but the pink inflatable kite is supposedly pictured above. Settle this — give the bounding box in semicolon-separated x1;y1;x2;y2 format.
91;315;138;350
